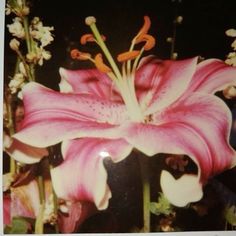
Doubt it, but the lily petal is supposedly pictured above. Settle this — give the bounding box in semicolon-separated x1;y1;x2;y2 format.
188;59;236;94
135;56;198;115
154;93;236;182
160;170;203;207
50;138;132;210
59;68;122;101
123;122;213;205
13;82;127;147
6;139;48;164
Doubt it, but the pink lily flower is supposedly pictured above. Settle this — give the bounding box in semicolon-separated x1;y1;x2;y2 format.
13;16;236;208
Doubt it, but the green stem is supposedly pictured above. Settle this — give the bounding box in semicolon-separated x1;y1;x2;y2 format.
35;175;45;234
22;17;31;53
138;155;151;232
89;23;123;80
50;163;59;233
15;49;33;81
5;92;16;174
22;15;35;81
170;22;177;59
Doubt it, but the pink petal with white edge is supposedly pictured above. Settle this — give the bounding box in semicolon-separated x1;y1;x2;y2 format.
154;93;236;182
160;170;203;207
6;139;48;164
14;82;127;147
135;56;198;115
59;68;122;102
51;138;132;210
188;59;236;94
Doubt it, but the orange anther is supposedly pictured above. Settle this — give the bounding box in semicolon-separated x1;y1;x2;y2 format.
117;50;140;62
136;16;151;39
70;49;91;60
81;34;106;45
80;34;95;45
94;53;111;73
135;34;156;51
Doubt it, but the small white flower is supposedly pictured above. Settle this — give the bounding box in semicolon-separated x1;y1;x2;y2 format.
19;62;27;76
226;28;236;37
175;16;183;24
8;73;25;94
38;49;51;66
7;17;25;38
223;85;236;99
5;4;12;15
27;46;52;66
30;17;54;47
226;52;236;66
231;39;236;50
9;38;20;51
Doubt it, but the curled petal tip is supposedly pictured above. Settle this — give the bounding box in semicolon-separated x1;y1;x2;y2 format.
160;170;203;207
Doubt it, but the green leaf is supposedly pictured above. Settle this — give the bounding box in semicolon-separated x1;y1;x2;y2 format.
150;193;173;216
4;217;29;234
225;205;236;226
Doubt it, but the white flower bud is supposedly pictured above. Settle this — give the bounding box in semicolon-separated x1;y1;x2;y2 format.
8;73;25;94
9;38;20;51
172;52;178;60
22;6;30;16
223;86;236;99
226;29;236;37
166;37;173;43
19;62;27;76
175;16;183;24
7;17;25;38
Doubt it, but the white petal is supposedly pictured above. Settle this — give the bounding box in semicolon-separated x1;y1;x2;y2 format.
160;170;203;207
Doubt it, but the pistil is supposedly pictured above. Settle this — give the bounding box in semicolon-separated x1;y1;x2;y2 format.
85;16;144;122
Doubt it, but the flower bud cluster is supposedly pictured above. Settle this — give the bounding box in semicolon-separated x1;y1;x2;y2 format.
223;28;236;99
225;28;236;66
5;0;55;100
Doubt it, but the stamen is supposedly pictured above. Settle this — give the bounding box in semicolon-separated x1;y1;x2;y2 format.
80;34;106;45
117;50;140;62
94;53;112;73
85;16;96;26
70;49;91;60
80;34;95;45
135;34;156;51
134;16;151;40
